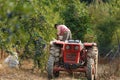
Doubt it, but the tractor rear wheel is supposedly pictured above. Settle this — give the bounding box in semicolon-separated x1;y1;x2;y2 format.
47;43;60;79
47;55;55;79
86;46;98;80
93;46;98;79
50;44;60;62
86;58;95;80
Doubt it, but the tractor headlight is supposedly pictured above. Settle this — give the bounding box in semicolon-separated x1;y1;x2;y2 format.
74;46;79;50
66;45;71;50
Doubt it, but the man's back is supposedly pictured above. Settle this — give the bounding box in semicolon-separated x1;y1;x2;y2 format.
57;25;70;35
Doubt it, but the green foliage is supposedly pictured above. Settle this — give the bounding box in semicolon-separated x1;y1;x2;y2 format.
97;19;117;53
0;0;120;69
62;0;91;41
88;0;120;54
0;0;59;69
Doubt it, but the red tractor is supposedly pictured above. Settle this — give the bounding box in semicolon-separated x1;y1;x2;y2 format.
47;40;98;80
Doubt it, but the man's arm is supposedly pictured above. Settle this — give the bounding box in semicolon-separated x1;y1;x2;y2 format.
57;26;61;35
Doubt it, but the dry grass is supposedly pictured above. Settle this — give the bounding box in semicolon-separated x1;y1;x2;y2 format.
0;58;120;80
98;58;120;80
0;59;47;80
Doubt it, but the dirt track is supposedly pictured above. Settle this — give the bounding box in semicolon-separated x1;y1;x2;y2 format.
0;58;120;80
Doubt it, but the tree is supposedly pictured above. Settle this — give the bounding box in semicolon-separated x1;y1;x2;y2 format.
88;0;120;55
61;0;91;41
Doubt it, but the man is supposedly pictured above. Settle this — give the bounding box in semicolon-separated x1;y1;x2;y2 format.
54;24;72;41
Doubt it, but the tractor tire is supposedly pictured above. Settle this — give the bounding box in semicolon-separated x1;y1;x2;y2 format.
47;54;55;79
93;46;98;80
86;46;98;80
47;44;60;79
47;54;60;79
50;44;60;62
86;58;95;80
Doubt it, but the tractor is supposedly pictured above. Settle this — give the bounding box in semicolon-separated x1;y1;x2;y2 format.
47;40;98;80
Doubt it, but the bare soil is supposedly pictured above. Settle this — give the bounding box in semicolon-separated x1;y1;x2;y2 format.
0;58;120;80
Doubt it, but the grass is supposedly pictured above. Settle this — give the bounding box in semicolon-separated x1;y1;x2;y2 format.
0;58;120;80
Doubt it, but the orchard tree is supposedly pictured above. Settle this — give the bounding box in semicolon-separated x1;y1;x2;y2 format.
61;0;91;41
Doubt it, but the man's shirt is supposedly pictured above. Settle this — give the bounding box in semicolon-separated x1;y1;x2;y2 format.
57;25;70;35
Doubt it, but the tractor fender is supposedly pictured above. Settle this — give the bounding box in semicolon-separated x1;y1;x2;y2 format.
83;42;97;47
50;40;65;45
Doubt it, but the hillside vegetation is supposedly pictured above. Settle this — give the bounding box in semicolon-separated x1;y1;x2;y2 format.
0;0;120;70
